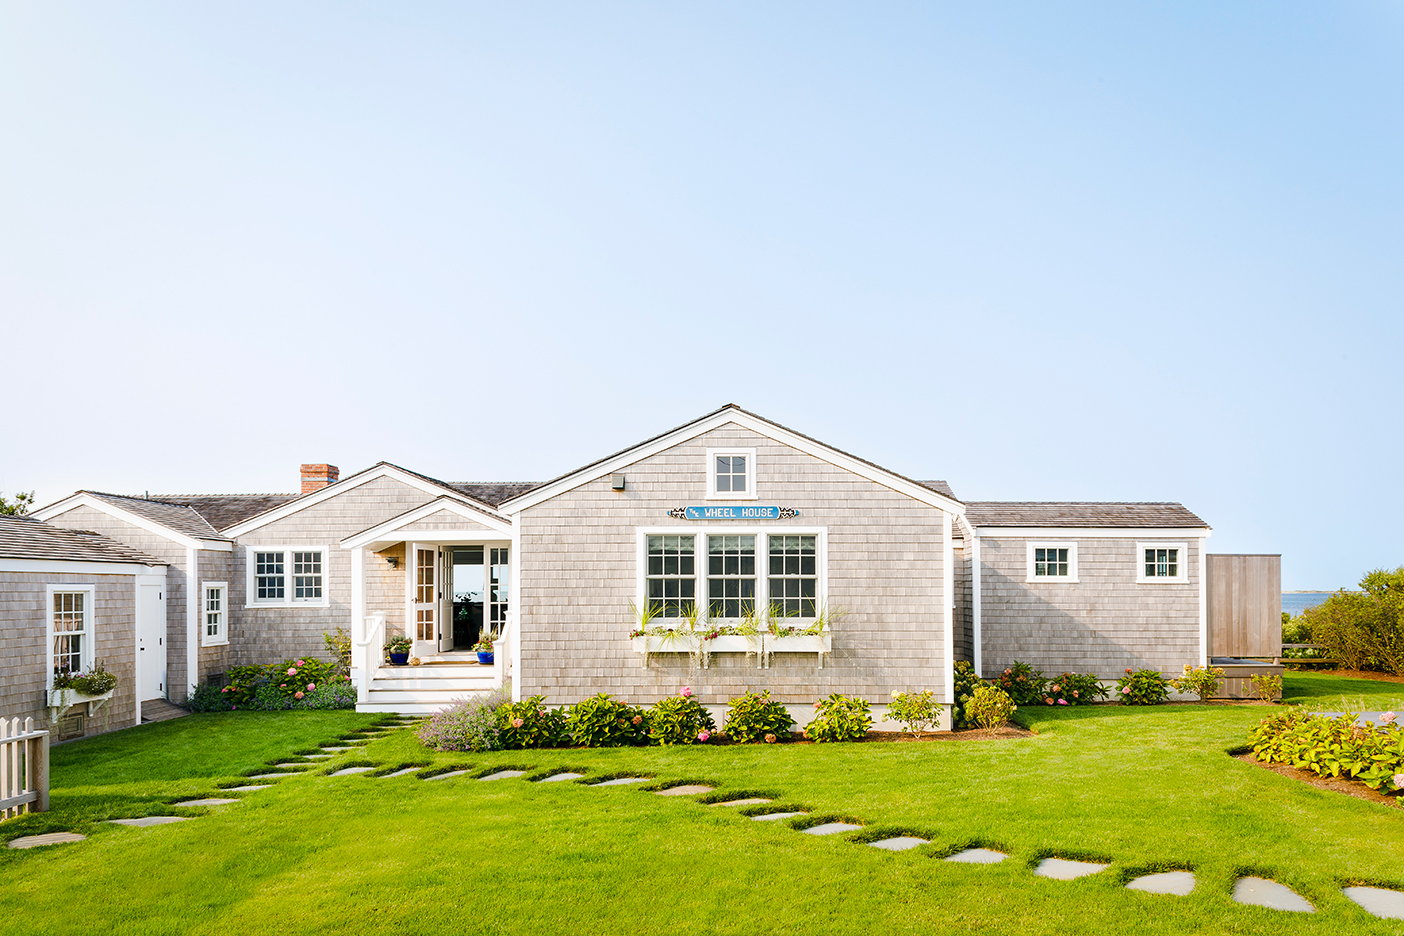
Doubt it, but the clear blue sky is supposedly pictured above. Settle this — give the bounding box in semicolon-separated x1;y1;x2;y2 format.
2;3;1401;590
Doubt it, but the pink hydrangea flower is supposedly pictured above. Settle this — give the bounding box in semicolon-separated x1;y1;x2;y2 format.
814;701;822;710
296;659;306;666
280;683;287;688
764;733;776;743
221;686;229;693
631;715;642;725
294;691;305;699
1058;699;1068;705
511;717;524;729
680;687;692;698
1121;686;1130;694
697;730;710;742
1381;711;1397;725
287;667;298;676
1395;773;1404;790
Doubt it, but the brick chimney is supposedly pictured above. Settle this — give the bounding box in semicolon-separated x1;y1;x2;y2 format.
300;464;340;494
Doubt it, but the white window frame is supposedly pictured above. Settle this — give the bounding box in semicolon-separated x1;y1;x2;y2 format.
1025;541;1078;583
1137;541;1188;584
705;447;759;500
46;584;96;687
202;581;229;646
636;527;827;622
244;546;330;608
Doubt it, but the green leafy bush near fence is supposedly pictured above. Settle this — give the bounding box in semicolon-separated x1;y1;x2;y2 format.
1297;568;1404;674
1249;706;1404;792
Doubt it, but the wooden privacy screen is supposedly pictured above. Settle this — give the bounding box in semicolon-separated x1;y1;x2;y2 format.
1208;554;1282;658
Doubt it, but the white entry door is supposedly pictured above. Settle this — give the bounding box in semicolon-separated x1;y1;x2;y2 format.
137;582;166;700
439;549;455;653
411;543;440;657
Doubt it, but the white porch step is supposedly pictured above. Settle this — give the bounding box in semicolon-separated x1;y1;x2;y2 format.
355;701;455;714
369;676;497;692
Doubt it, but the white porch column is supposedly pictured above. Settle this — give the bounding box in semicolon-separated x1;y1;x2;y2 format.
185;547;199;703
943;512;955;706
350;547;365;643
972;531;983;679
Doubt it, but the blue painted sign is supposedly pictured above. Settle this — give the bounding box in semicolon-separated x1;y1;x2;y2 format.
667;506;798;520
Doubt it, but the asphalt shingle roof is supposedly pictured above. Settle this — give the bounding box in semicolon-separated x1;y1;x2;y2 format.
83;492;228;539
0;515;168;565
448;482;542;507
145;494;300;532
964;502;1208;529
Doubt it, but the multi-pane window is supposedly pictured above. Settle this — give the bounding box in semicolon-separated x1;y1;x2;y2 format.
1145;547;1178;578
293;551;322;599
647;535;696;617
204;584;227;645
708;534;756;619
255;552;285;599
52;591;87;675
416;547;436;641
714;455;747;494
1034;547;1070;578
768;535;817;618
489;547;510;631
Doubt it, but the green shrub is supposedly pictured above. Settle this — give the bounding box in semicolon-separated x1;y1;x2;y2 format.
965;685;1016;730
323;627;352;673
804;694;872;743
566;693;651;747
996;661;1047;706
1169;664;1225;701
1038;672;1109;706
1298;568;1404;674
186;681;233;712
222;658;341;707
1250;672;1283;702
952;661;986;729
888;689;941;736
648;688;717;745
1250;706;1404;791
722;690;795;743
1115;668;1169;705
496;695;569;749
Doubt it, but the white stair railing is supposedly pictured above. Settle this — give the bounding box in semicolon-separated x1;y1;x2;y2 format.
354;614;386;706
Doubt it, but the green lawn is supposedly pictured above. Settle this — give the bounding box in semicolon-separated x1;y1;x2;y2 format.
2;674;1403;935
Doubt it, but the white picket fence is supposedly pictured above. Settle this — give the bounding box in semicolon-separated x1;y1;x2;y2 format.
0;717;50;821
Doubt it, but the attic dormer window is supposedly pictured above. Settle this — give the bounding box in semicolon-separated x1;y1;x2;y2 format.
706;448;758;500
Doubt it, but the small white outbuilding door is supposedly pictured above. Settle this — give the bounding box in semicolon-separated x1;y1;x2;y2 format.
137;582;166;700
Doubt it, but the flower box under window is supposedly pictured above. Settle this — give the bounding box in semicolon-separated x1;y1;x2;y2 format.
46;687;115;718
764;631;832;669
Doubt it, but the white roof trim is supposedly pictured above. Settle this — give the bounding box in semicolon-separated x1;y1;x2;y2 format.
224;464;501;538
33;492;209;551
498;408;965;515
0;558;168;575
341;496;515;549
973;527;1211;539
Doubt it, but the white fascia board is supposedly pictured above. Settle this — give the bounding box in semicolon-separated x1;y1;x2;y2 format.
974;527;1211;539
0;558;167;575
33;492;208;551
340;497;515;549
224;464;498;538
499;409;965;516
198;539;234;552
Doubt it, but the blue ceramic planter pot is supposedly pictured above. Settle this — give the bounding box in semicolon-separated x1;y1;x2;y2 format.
477;651;494;665
388;652;410;666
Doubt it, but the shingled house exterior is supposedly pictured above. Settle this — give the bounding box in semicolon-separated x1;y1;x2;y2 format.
27;405;1211;728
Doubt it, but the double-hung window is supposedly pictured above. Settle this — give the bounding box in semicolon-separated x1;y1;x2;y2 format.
707;534;757;619
768;534;816;618
706;448;758;500
248;547;328;606
1027;542;1077;582
1137;542;1187;583
203;582;228;646
48;585;95;680
646;535;695;617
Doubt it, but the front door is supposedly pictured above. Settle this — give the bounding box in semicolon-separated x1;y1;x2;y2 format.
411;543;439;658
438;549;455;653
137;582;166;700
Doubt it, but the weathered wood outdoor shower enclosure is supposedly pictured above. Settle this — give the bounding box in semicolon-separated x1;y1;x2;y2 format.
1207;554;1283;699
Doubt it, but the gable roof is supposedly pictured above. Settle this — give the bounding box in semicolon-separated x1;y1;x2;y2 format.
918;480;957;500
341;495;516;548
965;502;1208;529
499;404;965;514
0;515;168;565
144;494;300;532
79;492;228;539
447;482;541;507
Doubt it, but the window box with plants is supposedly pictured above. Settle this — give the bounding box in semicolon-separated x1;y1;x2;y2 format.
384;635;413;666
761;608;841;669
48;663;117;714
628;602;704;668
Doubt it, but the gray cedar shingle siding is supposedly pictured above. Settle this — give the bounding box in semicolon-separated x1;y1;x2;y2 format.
977;535;1201;679
197;547;234;682
516;423;949;707
394;509;505;534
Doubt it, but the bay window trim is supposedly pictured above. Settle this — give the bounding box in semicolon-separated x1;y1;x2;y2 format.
1025;541;1079;583
1136;541;1189;584
244;546;330;608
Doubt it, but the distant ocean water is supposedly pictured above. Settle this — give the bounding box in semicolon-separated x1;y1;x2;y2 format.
1282;592;1333;616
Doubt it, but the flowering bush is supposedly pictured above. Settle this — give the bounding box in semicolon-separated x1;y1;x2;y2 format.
952;661;986;729
648;689;717;745
1250;706;1404;792
566;693;651;747
804;694;872;743
1115;668;1170;705
997;662;1048;706
965;685;1017;730
495;695;569;749
888;689;942;736
722;690;795;743
1169;664;1226;702
52;662;117;695
418;686;511;752
187;658;352;711
1040;672;1109;706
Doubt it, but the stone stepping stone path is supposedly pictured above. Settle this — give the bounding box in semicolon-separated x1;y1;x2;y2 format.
272;763;311;769
329;766;376;777
109;816;189;828
247;773;297;780
1127;871;1196;896
173;798;239;807
945;848;1008;864
1034;858;1110;880
224;784;273;792
1343;886;1404;920
869;836;927;851
7;832;87;849
589;777;650;787
305;753;333;759
1233;877;1314;913
655;785;714;797
752;811;807;821
479;770;527;782
320;746;354;752
380;768;421;778
802;822;863;836
538;772;584;782
709;797;770;807
424;769;468;781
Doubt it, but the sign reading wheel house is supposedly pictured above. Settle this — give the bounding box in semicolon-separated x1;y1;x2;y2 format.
667;506;799;520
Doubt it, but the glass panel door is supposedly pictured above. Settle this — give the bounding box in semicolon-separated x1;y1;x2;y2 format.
412;544;438;653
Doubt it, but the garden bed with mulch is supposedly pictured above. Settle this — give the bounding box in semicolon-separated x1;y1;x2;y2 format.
1235;752;1400;807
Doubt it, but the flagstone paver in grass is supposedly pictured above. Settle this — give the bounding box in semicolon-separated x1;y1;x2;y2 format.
247;773;297;780
380;768;421;778
655;784;714;796
1034;858;1110;880
590;777;651;787
944;848;1008;864
1343;886;1404;920
537;772;584;782
751;811;807;821
868;836;927;851
320;746;353;752
802;822;862;836
424;770;468;781
478;770;527;781
172;798;240;807
329;767;376;777
1232;877;1314;913
1126;871;1196;895
709;797;770;807
6;832;86;849
108;817;190;828
272;763;310;768
224;784;273;791
304;753;333;758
